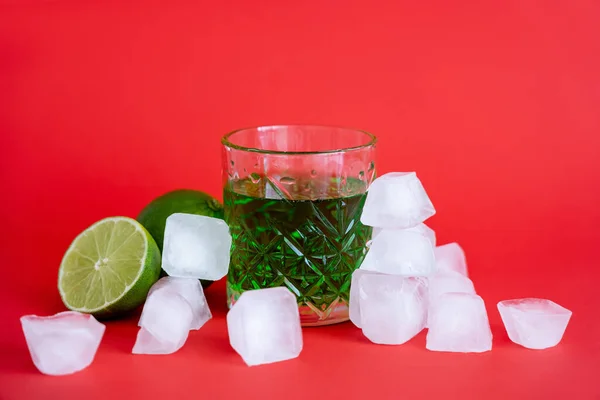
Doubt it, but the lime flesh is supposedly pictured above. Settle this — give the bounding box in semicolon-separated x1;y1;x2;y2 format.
58;217;161;318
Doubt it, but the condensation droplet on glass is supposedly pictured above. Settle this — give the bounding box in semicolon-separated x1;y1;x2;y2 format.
280;176;295;185
230;160;235;167
243;167;247;173
310;169;317;177
368;161;375;171
250;173;261;184
358;170;365;180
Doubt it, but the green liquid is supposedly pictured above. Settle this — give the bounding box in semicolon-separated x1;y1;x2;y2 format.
224;180;371;325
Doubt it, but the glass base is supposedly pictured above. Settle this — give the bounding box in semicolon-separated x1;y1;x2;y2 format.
227;285;349;327
299;302;350;326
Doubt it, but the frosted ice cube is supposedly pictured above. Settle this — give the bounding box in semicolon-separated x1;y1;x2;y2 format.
360;172;435;229
132;328;182;355
372;223;436;247
162;213;232;280
497;298;572;350
20;311;105;376
361;229;436;276
426;292;492;353
435;243;468;276
134;289;193;355
227;287;303;366
349;268;383;328
427;272;475;327
428;271;475;302
145;276;212;330
359;274;427;345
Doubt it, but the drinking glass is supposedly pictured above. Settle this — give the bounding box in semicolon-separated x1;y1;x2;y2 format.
222;125;376;326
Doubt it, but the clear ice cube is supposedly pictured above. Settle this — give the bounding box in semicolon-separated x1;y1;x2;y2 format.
145;276;212;330
162;213;232;280
497;298;572;350
435;243;468;276
360;172;436;229
372;223;436;247
227;287;303;366
20;311;105;376
359;274;427;345
360;229;436;276
134;289;193;355
426;292;492;353
349;268;383;328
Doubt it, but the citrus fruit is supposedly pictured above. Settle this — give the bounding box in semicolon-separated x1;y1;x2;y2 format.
136;189;224;288
58;217;161;318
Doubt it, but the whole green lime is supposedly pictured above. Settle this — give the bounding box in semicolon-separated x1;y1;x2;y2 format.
136;189;225;289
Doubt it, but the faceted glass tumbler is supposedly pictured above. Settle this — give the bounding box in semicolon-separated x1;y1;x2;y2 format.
222;125;377;326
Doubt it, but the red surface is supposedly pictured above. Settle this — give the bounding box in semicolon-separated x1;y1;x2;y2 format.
1;0;599;398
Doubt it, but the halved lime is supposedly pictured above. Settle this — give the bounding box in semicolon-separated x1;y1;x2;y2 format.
58;217;161;318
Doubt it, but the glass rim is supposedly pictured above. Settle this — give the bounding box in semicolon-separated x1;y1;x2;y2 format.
221;124;377;155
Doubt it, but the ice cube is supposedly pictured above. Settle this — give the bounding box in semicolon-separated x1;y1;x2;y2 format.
497;298;572;350
360;229;436;276
426;292;492;353
134;289;193;355
145;277;212;330
372;223;436;247
349;268;384;328
427;272;475;327
428;271;475;302
360;172;435;229
227;287;303;366
359;274;427;345
162;213;232;280
20;311;105;376
132;328;182;355
435;243;468;276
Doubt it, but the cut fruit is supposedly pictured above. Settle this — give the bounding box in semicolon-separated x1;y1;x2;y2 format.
58;217;161;318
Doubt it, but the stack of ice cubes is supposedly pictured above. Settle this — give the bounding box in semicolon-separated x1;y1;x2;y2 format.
351;172;493;352
426;243;494;352
152;212;305;366
132;213;231;354
133;276;212;354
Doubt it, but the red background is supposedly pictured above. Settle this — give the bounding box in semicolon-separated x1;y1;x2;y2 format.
1;1;599;398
